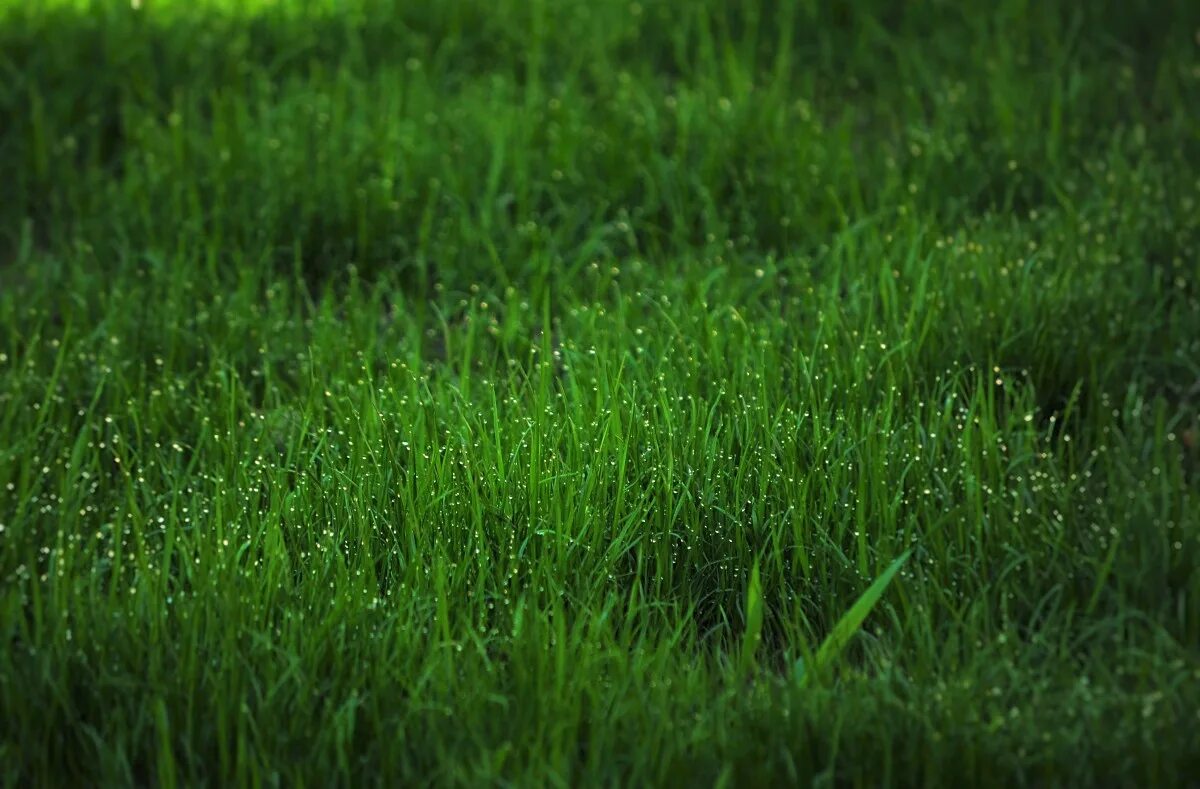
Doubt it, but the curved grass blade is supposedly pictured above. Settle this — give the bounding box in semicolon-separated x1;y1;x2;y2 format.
797;550;911;686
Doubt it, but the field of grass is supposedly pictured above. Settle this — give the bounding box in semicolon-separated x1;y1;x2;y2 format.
1;0;1199;784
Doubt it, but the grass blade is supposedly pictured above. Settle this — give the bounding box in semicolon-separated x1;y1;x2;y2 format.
740;559;764;673
798;550;911;686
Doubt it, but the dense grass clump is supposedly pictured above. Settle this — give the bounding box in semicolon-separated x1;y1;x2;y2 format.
1;0;1199;784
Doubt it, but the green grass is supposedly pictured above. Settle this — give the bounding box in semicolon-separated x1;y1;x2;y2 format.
1;0;1199;784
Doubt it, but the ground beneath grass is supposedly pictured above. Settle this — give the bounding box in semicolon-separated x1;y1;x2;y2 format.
1;0;1199;785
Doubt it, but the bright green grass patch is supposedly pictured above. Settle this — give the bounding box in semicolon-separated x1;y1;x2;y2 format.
1;0;1199;785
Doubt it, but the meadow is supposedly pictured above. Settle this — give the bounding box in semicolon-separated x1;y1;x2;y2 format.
1;0;1198;784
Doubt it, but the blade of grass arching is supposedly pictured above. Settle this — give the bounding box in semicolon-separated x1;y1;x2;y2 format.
797;550;911;686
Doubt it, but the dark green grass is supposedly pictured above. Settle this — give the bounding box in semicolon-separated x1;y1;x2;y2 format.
1;0;1199;785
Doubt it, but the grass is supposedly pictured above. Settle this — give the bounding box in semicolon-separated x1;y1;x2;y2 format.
1;0;1198;784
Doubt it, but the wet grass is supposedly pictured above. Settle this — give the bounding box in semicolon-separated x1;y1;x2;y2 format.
1;0;1199;785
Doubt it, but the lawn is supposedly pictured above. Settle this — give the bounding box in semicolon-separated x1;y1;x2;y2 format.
1;0;1198;785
